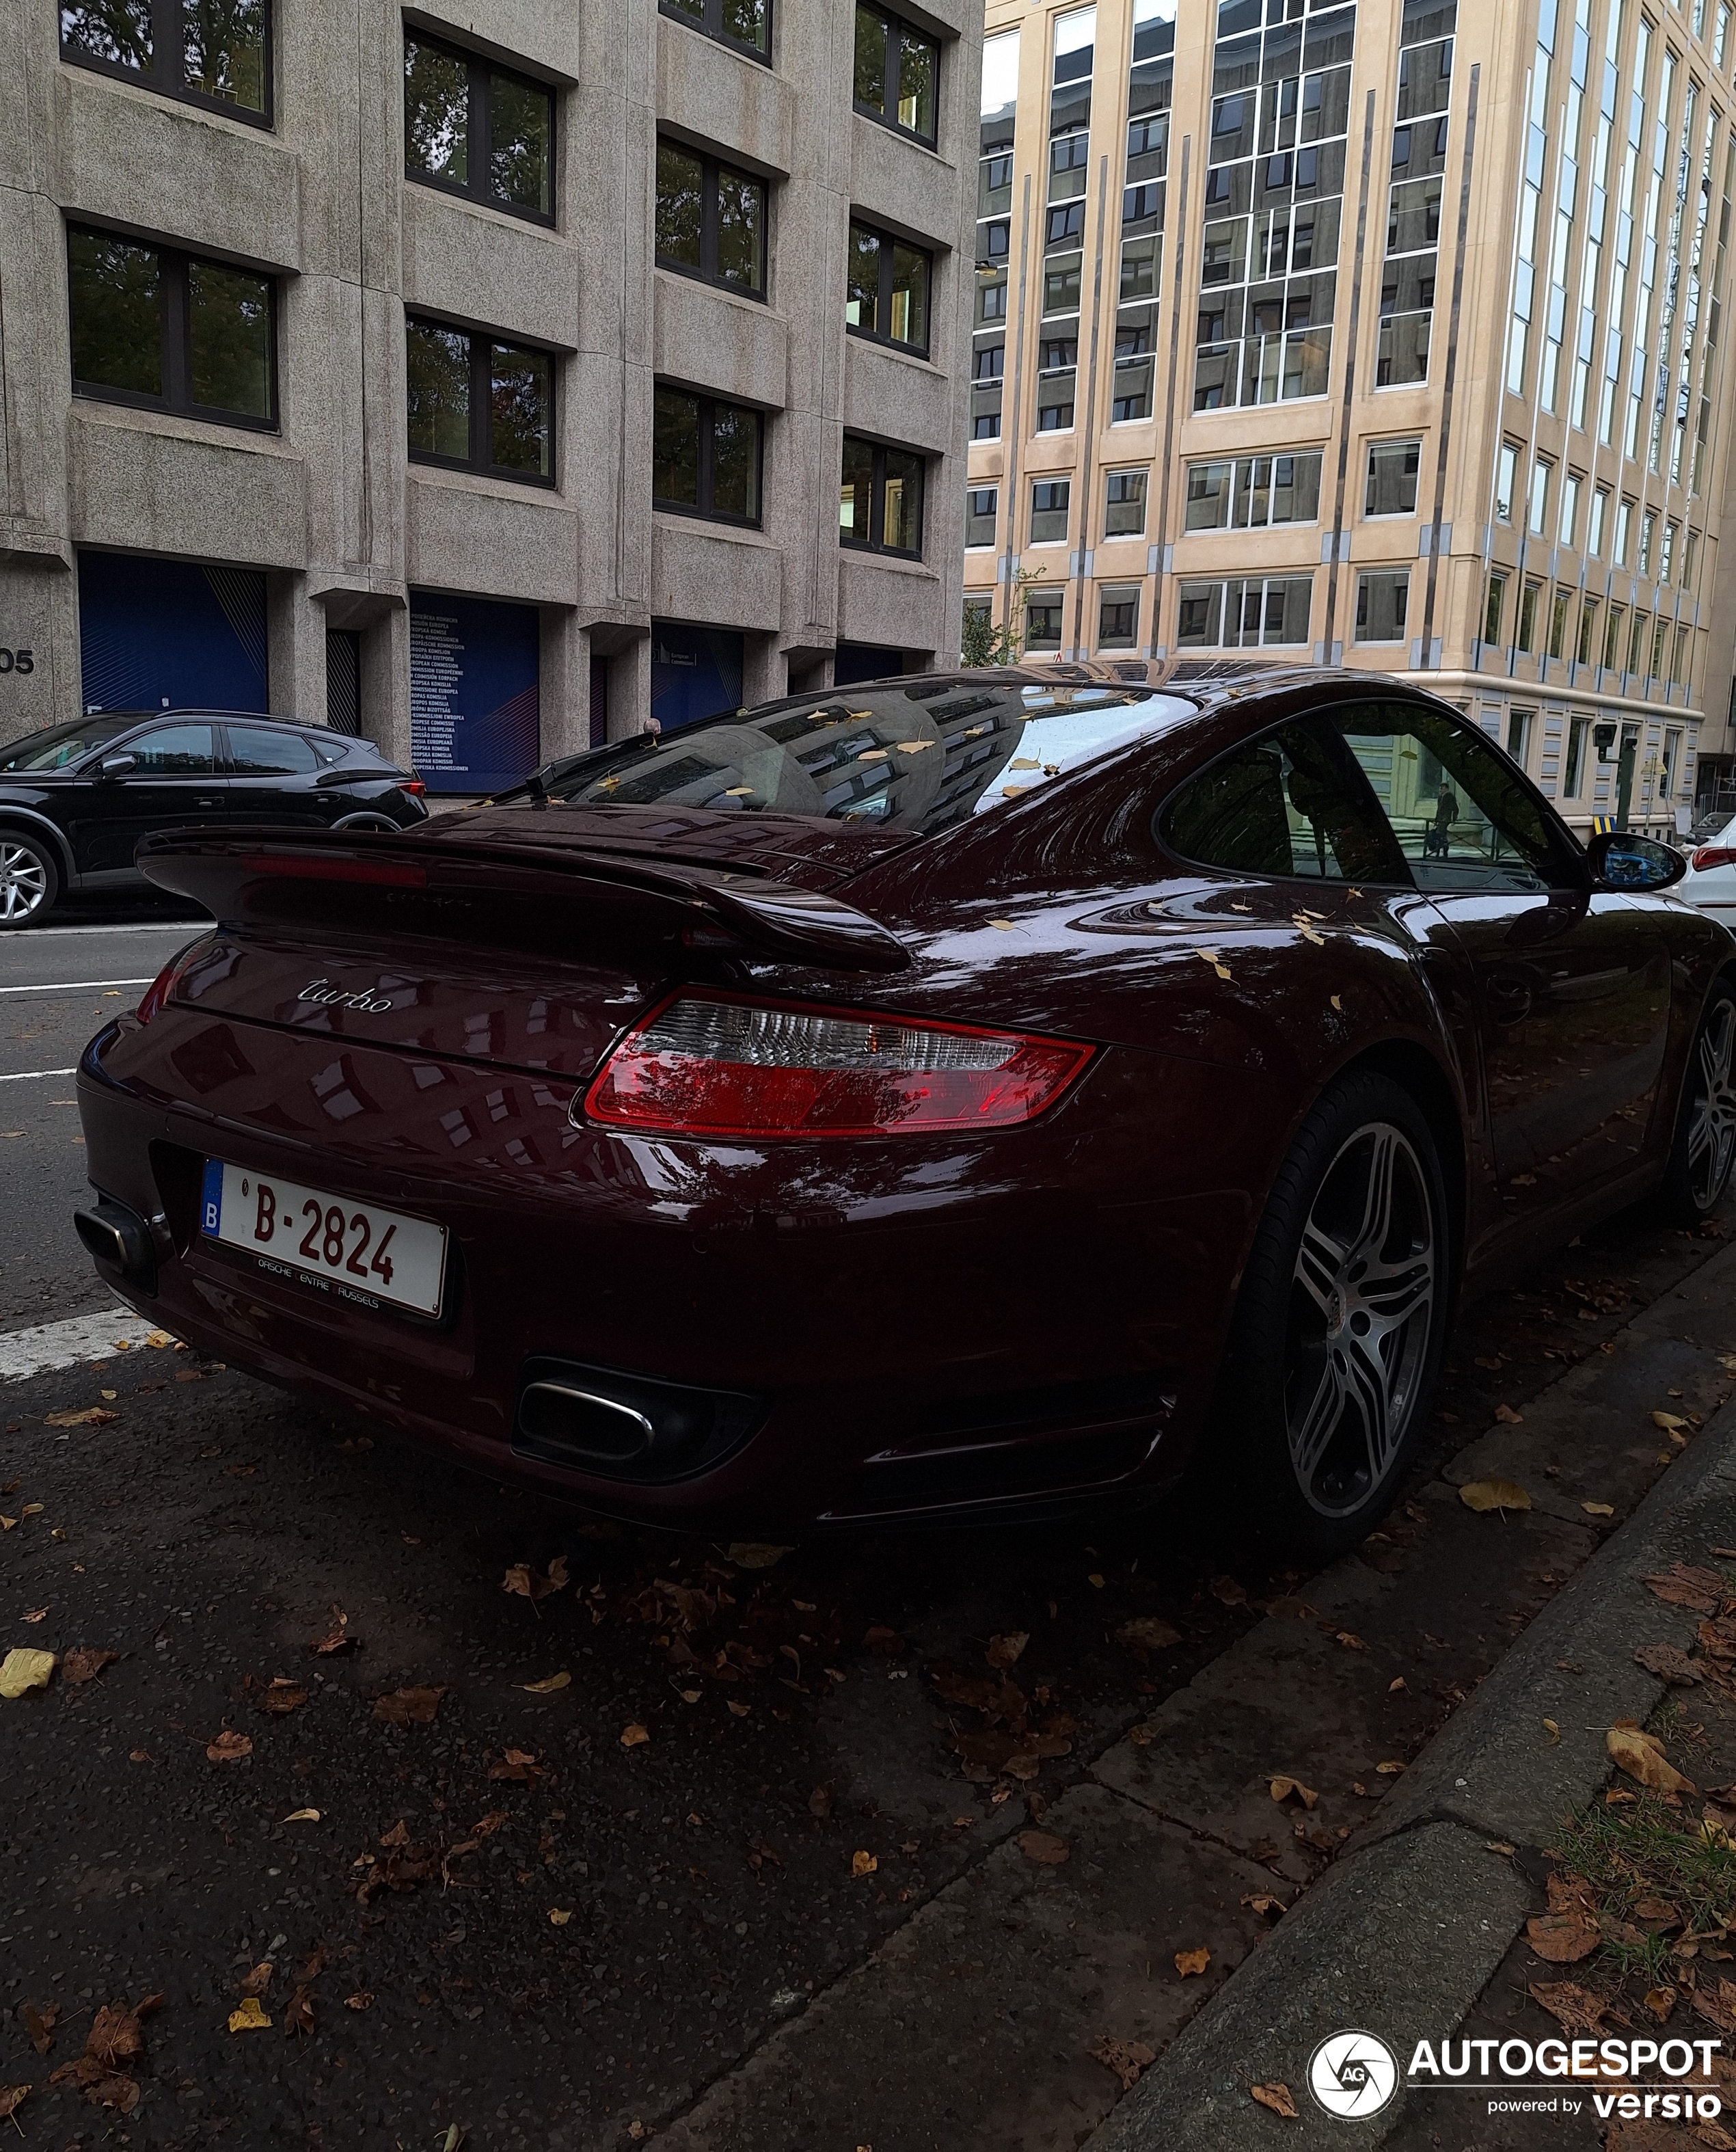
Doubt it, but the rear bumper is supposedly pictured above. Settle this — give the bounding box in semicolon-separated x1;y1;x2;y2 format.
74;1017;1255;1532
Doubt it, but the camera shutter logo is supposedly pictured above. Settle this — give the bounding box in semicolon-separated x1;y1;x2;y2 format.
1308;2030;1399;2119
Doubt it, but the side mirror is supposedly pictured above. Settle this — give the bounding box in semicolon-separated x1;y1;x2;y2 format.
97;753;138;780
1586;829;1686;892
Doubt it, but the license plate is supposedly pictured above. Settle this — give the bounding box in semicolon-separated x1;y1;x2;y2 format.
200;1159;447;1318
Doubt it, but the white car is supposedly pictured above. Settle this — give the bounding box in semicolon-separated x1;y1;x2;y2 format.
1675;813;1736;919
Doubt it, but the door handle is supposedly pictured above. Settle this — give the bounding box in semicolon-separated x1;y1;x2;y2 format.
1486;969;1533;1024
195;797;219;808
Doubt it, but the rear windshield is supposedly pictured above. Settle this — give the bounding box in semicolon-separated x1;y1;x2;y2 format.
0;716;137;771
534;681;1195;833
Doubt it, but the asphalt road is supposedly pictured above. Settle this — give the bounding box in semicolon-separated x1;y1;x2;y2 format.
1;932;1733;2147
0;915;208;1328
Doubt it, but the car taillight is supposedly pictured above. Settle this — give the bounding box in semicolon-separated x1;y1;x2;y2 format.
136;940;209;1025
1693;846;1736;872
398;779;426;797
582;993;1094;1138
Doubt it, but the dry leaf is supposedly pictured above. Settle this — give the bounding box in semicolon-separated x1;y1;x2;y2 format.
1460;1478;1532;1513
1210;1575;1248;1606
344;1992;374;2012
283;1986;315;2037
0;1649;56;1698
372;1685;445;1726
60;1647;118;1685
986;1632;1029;1668
489;1748;546;1784
502;1556;570;1602
281;1807;321;1824
43;1407;119;1427
206;1729;253;1764
20;1608;47;1624
621;1723;651;1749
1608;1725;1696;1794
238;1961;273;1998
727;1543;793;1569
1251;2082;1299;2118
256;1677;307;1715
310;1605;360;1654
1635;1643;1705;1684
1583;1502;1616;1517
1527;1912;1601;1963
1115;1616;1182;1652
1269;1775;1319;1810
23;2002;58;2055
1495;1403;1523;1424
1175;1946;1211;1976
852;1850;878;1877
1089;2034;1156;2090
1375;1759;1406;1775
522;1671;572;1693
1653;1411;1690;1431
549;1908;573;1926
1335;1631;1366;1650
0;2086;28;2121
1243;1890;1287;1916
1642;1564;1731;1612
1016;1829;1070;1865
1529;1980;1606;2033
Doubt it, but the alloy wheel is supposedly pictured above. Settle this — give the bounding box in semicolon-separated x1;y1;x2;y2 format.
1285;1122;1437;1518
1685;997;1736;1210
0;840;49;924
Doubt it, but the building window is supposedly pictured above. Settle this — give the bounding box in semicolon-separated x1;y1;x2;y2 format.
1528;459;1551;536
1588;485;1610;558
1104;469;1148;537
1098;587;1141;649
1184;455;1323;532
1638;509;1657;578
67;224;275;429
1627;608;1649;674
655;140;766;297
1365;440;1422;517
1547;587;1570;660
1029;480;1070;545
660;0;770;65
1176;577;1312;649
1504;708;1533;769
1483;571;1506;645
1684;528;1700;591
1562;714;1588;796
1615;496;1634;565
1602;603;1625;670
854;3;938;146
653;386;761;524
846;221;931;353
60;0;270;123
1559;471;1582;549
839;434;924;556
1516;580;1539;653
406;319;553;484
404;32;554;223
1495;442;1519;522
1575;596;1599;665
966;486;997;548
1027;591;1064;649
1354;571;1409;644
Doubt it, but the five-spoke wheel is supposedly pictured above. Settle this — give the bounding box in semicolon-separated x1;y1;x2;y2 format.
0;832;57;930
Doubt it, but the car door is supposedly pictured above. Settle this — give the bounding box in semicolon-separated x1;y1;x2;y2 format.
1325;702;1673;1224
221;723;326;829
72;721;226;874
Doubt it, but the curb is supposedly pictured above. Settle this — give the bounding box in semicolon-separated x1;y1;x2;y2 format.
1085;1384;1736;2149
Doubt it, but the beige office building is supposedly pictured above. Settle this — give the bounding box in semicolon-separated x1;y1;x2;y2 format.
966;0;1736;834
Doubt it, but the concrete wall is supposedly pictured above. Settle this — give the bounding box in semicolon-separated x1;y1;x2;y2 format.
0;0;981;759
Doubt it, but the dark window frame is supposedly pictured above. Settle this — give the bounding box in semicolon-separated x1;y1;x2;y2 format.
59;0;273;129
659;0;772;67
66;222;280;433
652;386;765;528
854;1;940;148
845;218;934;357
403;28;556;228
655;137;769;299
405;316;557;488
839;433;926;558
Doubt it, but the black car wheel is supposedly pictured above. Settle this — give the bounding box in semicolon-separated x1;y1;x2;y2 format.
0;829;59;930
1660;983;1736;1222
1206;1071;1450;1560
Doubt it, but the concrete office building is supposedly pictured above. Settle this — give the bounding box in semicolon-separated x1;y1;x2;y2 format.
0;0;979;793
966;0;1736;835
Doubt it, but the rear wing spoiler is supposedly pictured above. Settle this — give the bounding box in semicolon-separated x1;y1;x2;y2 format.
136;826;912;975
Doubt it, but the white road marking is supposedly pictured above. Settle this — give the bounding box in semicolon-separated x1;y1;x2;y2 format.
0;1305;180;1383
0;1068;77;1082
17;919;206;936
0;980;152;995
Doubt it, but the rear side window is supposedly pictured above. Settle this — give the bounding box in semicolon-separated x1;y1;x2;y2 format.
226;725;319;776
1162;721;1407;883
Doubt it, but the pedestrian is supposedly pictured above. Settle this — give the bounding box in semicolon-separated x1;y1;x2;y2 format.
1424;777;1458;859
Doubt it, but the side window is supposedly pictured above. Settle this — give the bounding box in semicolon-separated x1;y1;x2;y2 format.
1161;721;1407;883
122;723;216;775
1329;704;1579;895
226;725;318;776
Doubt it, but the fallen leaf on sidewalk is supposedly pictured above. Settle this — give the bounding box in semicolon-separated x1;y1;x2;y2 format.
372;1686;445;1726
228;1998;269;2032
1461;1479;1532;1513
621;1723;650;1749
1635;1643;1705;1684
502;1557;570;1602
1583;1502;1616;1518
0;1649;55;1698
281;1808;321;1824
1088;2034;1155;2090
238;1961;273;1998
549;1909;573;1926
1642;1565;1730;1613
1608;1725;1696;1794
0;2087;28;2121
1527;1912;1601;1963
1269;1774;1318;1810
1174;1946;1211;1976
23;2004;58;2055
1115;1616;1182;1653
521;1671;572;1693
1529;1980;1606;2032
310;1606;360;1654
1210;1575;1248;1606
61;1648;118;1684
344;1992;373;2012
283;1986;315;2037
21;1608;48;1624
206;1730;252;1764
727;1544;793;1570
851;1851;878;1877
1251;2082;1299;2118
1644;1985;1679;2022
489;1749;547;1784
1653;1411;1690;1431
1495;1403;1524;1424
258;1678;308;1715
1017;1829;1070;1865
43;1408;119;1428
986;1631;1029;1667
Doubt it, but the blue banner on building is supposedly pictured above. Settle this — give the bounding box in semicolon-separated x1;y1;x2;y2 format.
651;621;744;734
409;593;541;795
77;550;269;715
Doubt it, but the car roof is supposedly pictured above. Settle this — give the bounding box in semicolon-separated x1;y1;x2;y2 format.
100;710;340;731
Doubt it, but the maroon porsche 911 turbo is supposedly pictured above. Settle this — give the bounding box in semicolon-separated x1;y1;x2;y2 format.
72;664;1736;1556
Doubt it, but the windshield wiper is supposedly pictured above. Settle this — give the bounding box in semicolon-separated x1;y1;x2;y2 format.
487;734;660;808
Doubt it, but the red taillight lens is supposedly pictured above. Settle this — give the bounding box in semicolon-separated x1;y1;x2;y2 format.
136;941;209;1024
583;994;1094;1138
1693;846;1736;872
398;779;427;798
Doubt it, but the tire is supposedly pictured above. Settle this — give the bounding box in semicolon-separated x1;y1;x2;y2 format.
1203;1071;1450;1563
329;812;401;833
0;829;59;930
1658;982;1736;1223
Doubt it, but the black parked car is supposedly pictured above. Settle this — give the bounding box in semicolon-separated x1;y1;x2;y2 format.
0;711;429;929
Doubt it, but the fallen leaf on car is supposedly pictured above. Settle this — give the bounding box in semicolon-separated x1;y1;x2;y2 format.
895;740;933;753
851;1851;878;1877
1635;1643;1705;1684
1527;1912;1601;1963
206;1730;253;1764
549;1908;572;1926
372;1685;445;1726
60;1647;118;1685
1016;1829;1070;1865
281;1807;321;1823
621;1723;650;1749
1608;1725;1696;1794
1175;1946;1211;1976
1292;917;1325;946
986;1631;1029;1668
1460;1478;1532;1513
1089;2034;1156;2090
988;919;1016;930
1582;1502;1616;1517
727;1543;794;1569
522;1671;572;1693
1193;949;1234;982
0;1649;55;1698
43;1408;119;1427
502;1556;569;1603
1115;1615;1182;1652
1269;1775;1318;1810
